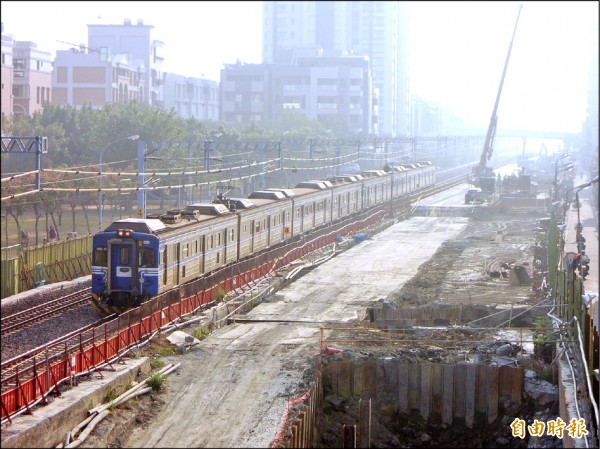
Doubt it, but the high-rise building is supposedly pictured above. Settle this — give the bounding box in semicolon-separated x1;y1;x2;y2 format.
262;1;409;137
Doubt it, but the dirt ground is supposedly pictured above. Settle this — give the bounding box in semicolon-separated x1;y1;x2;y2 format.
80;210;553;448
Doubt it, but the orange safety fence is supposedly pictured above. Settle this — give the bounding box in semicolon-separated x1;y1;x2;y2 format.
271;387;314;448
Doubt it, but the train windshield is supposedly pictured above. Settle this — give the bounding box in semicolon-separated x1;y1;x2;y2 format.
94;247;108;266
139;248;156;267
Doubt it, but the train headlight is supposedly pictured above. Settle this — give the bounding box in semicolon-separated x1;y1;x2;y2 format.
117;229;132;237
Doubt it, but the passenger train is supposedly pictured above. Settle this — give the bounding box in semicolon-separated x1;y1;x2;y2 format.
91;162;436;313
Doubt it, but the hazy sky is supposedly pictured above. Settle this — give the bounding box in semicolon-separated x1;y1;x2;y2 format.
2;1;598;134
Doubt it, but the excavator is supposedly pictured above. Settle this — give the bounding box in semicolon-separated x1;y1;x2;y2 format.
470;4;523;198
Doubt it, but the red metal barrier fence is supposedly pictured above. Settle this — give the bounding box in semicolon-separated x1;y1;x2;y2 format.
1;209;387;423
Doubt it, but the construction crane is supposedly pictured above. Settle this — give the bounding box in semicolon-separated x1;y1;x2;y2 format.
472;4;523;195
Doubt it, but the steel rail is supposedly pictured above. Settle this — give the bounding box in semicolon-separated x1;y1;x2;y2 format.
1;288;92;337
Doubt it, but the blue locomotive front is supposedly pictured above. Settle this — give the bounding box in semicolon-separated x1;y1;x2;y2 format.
91;221;161;313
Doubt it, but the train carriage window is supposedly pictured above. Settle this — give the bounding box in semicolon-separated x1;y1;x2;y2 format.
217;232;221;246
243;224;248;234
195;240;198;254
139;248;155;267
286;211;290;221
296;208;300;219
120;247;130;264
94;247;108;266
230;229;235;242
182;265;186;278
263;219;266;229
209;235;214;249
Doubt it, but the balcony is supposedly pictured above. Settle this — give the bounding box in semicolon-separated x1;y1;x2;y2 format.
317;84;338;92
317;103;337;110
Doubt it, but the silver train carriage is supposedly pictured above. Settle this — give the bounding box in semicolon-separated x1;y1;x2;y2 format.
91;162;435;313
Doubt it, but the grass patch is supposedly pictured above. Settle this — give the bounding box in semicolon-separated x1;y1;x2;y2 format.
216;285;229;301
104;387;118;403
154;346;176;357
149;358;165;371
146;337;176;357
193;327;210;340
147;373;167;392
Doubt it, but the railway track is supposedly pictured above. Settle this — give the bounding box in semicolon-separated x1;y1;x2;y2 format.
1;175;467;343
1;173;475;419
0;288;92;338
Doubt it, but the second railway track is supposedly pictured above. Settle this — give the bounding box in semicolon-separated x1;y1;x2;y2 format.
1;287;92;338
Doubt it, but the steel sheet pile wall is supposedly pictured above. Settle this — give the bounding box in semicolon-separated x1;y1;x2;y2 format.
323;360;523;428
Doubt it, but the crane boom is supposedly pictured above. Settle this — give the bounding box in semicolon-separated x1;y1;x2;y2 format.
474;4;523;190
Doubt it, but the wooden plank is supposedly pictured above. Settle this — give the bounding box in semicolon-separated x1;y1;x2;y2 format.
499;365;512;403
381;359;399;403
475;364;488;416
487;366;499;424
453;364;466;419
420;363;432;420
341;362;352;397
398;364;409;413
431;364;444;418
358;398;371;449
465;364;477;428
512;366;524;403
353;362;365;397
362;361;377;397
408;364;420;411
442;364;454;426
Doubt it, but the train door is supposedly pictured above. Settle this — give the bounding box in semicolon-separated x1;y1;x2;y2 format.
110;241;134;292
175;242;181;285
199;235;205;274
250;219;255;253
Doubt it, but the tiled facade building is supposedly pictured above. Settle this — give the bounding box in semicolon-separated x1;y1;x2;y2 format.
1;24;14;120
1;23;52;119
52;47;146;108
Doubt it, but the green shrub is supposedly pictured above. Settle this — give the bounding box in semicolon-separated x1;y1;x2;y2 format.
154;346;175;357
193;327;210;340
104;388;118;403
147;373;167;392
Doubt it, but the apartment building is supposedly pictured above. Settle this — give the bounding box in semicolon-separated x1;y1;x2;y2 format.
220;62;268;124
220;54;375;135
52;47;146;108
1;33;52;117
87;19;164;107
1;23;14;119
262;1;409;137
162;74;219;121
